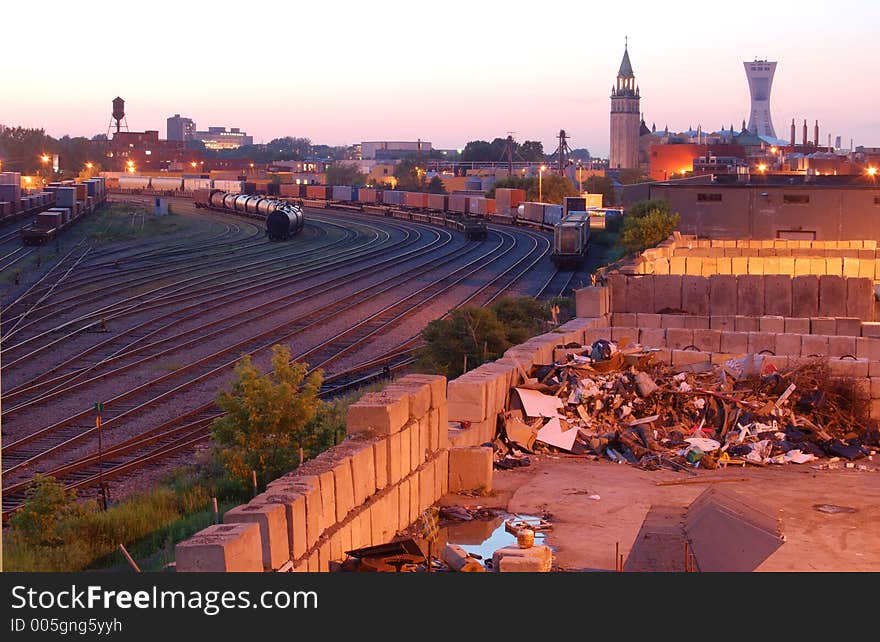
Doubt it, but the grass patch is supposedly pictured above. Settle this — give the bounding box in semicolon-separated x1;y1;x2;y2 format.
82;205;197;244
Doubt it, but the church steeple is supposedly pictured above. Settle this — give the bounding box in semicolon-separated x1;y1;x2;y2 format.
612;38;637;97
609;37;641;170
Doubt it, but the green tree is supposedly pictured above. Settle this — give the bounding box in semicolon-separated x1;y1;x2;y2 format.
618;168;653;185
584;175;616;205
426;175;447;194
77;162;102;181
212;345;324;490
325;163;367;186
518;140;545;162
491;296;550;345
537;174;578;204
394;156;426;191
9;475;89;547
418;307;510;378
620;200;680;254
460;140;492;162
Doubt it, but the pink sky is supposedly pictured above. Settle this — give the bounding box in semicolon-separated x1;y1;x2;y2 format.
3;0;877;155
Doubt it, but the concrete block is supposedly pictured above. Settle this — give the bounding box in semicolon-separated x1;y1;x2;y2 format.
388;376;432;420
825;257;843;277
370;487;399;546
747;257;764;275
575;287;609;318
775;333;802;356
810;317;837;335
736;275;765;316
818;275;847;317
607;273;628;312
386;430;403;486
710;352;736;365
872;399;880;420
665;328;694;350
639;327;666;347
857;338;880;361
317;541;331;572
397;477;411;532
731;256;749;274
611;326;639;342
316;471;336;536
810;258;826;275
257;488;308;561
408;475;420;526
785;317;810;334
748;332;776;355
836;317;862;337
346;389;409;436
762;256;780;274
653;258;670;274
647;348;672;365
685;256;703;276
652;275;683;312
720;332;749;354
862;322;880;338
763;275;793;317
419;464;435;513
759;315;785;334
447;374;488;423
427;407;441;453
791;275;819;318
273;476;321;551
493;545;553;572
860;259;876;279
700;258;717;277
828;335;858;358
710;315;736;331
332;456;355;523
438;449;449;496
373;438;389;491
734;316;760;332
670;256;686;275
612;312;637;327
828;358;869;378
660;314;687;328
763;355;790;371
778;256;795;274
448;447;493;493
399;421;414;477
871;377;880;399
681;275;709;315
627;275;655;313
418;415;431;465
870;361;880;377
175;523;263;573
306;550;320;572
801;334;829;357
350;442;377;506
716;257;732;275
635;313;662;328
692;329;721;352
223;502;290;571
843;256;860;277
847;277;874;320
794;257;812;276
438;403;449;450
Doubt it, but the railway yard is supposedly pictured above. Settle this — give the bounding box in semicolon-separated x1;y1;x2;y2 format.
0;196;598;519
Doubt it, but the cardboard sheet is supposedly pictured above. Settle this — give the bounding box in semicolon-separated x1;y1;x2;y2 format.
515;387;564;418
536;416;578;452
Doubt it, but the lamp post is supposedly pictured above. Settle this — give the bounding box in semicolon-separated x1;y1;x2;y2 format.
539;164;546;202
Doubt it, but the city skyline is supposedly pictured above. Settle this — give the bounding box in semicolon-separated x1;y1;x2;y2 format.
3;0;878;156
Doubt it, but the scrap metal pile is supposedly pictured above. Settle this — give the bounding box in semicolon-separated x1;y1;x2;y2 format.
495;340;880;473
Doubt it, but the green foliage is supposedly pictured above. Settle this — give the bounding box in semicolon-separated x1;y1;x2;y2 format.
620;200;680;254
211;345;324;491
394;156;427;191
8;475;90;547
618;168;653;185
325;162;367;186
417;297;552;377
491;296;550;345
487;174;577;204
426;175;447;194
460;137;544;163
584;175;616;205
518;140;545;162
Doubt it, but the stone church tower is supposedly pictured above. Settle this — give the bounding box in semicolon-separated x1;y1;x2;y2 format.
610;42;641;170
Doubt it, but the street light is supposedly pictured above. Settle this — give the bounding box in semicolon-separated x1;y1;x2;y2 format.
86;162;93;169
868;167;878;177
539;165;546;202
757;163;767;173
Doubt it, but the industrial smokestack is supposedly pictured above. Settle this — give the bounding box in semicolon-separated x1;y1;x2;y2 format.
814;120;819;148
803;119;808;146
790;118;796;146
828;134;832;150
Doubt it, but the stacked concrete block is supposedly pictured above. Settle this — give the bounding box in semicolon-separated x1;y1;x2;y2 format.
636;313;662;328
828;335;857;358
626;276;655;313
801;334;829;357
857;338;880;361
785;317;810;334
775;333;803;356
747;332;776;355
692;329;721;353
607;273;628;313
611;326;639;342
681;275;709;315
575;286;609;318
639;327;666;348
665;328;694;350
175;523;264;572
758;315;785;334
223;502;290;571
792;276;819;318
734;316;760;332
660;314;688;328
257;487;309;562
612;312;637;327
448;447;493;493
763;276;792;317
683;316;710;329
810;317;837;335
268;476;321;551
736;275;764;317
447;373;489;423
672;350;711;366
720;332;749;354
346;388;409;436
862;322;880;338
846;277;873;321
731;256;749;274
709;275;737;315
828;358;869;378
710;315;736;331
652;275;683;312
836;317;862;337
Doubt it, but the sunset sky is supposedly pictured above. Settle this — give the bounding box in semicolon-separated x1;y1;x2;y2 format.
3;0;877;156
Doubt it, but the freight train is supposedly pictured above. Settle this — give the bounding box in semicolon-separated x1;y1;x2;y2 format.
19;178;107;245
550;211;591;268
193;189;304;240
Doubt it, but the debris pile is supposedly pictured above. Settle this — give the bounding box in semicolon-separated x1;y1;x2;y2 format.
494;341;880;473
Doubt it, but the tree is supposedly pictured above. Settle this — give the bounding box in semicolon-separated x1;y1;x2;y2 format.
9;475;89;547
418;307;509;378
212;345;324;490
620;199;680;254
77;162;102;181
460;140;493;162
394;156;426;191
519;140;545;162
536;174;578;204
426;175;447;194
325;163;367;186
491;296;550;345
618;168;652;185
584;175;616;205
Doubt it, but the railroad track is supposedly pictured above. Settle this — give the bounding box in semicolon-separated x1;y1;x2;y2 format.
536;269;576;299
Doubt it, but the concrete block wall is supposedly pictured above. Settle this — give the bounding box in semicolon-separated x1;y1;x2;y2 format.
176;374;449;572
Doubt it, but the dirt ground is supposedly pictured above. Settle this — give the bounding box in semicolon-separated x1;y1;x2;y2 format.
442;456;880;572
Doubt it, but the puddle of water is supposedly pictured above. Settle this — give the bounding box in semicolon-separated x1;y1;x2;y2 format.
442;513;548;562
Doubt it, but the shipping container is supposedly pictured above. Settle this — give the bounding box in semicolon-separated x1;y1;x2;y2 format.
426;193;447;212
404;192;427;209
0;172;21;185
495;188;526;218
447;194;469;214
305;185;331;200
468;197;496;216
543;204;563;226
357;188;380;203
279;183;303;198
74;183;87;201
519;202;546;224
332;186;354;201
37;212;62;227
213;180;243;193
382;191;404;206
563;197;586;216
